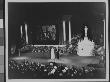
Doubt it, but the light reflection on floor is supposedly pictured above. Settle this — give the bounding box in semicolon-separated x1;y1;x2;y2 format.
9;52;100;68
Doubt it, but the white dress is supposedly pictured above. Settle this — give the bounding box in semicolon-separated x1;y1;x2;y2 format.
51;48;55;59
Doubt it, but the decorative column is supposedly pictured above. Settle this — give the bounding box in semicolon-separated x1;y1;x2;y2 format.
20;25;23;38
63;20;66;43
69;21;71;43
103;19;105;49
18;49;20;56
25;23;28;44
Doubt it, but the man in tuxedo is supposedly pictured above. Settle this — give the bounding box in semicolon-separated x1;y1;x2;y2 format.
56;48;59;59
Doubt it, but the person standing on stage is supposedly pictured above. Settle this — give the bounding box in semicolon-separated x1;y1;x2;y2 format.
56;47;59;59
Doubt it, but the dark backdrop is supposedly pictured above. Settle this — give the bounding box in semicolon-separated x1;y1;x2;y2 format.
8;2;106;49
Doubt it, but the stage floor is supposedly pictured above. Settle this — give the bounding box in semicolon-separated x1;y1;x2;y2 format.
9;52;101;68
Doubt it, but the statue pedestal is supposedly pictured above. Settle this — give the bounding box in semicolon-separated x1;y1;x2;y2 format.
77;37;94;56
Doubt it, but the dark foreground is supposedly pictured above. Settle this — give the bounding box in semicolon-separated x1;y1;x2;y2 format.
8;52;105;79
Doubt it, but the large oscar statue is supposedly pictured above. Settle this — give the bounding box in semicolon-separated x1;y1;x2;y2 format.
77;26;95;56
